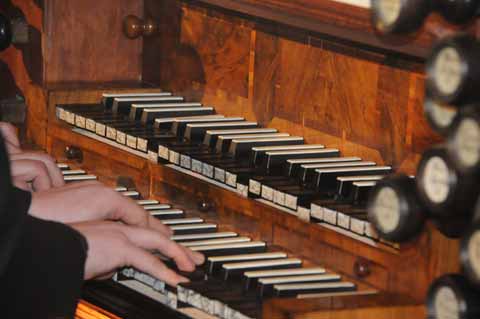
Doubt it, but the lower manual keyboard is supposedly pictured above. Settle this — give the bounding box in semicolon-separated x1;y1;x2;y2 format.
108;196;365;319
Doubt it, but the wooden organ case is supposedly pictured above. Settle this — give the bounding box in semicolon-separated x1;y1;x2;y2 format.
2;0;477;318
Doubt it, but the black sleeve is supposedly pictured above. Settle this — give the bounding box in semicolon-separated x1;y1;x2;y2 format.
0;131;22;275
1;214;88;318
0;133;89;318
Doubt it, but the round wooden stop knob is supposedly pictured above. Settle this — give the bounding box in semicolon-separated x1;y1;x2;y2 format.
123;15;158;39
65;145;83;162
0;13;12;51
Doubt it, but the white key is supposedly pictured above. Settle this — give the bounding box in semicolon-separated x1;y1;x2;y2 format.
190;241;265;252
222;258;302;270
208;252;287;263
274;282;355;292
144;204;172;210
137;199;159;205
64;175;97;181
162;218;204;225
245;267;326;278
121;191;140;197
259;274;341;285
180;237;251;247
171;232;238;241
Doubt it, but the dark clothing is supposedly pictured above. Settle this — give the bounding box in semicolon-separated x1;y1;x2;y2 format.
0;134;88;318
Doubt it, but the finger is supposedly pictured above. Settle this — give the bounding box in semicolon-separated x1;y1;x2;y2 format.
117;225;196;272
12;180;32;192
10;152;65;187
107;191;171;236
10;159;53;191
148;215;174;236
123;242;189;287
5;141;21;155
179;245;205;266
0;122;21;147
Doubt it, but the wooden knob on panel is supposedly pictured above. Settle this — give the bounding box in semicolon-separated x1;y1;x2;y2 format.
353;259;371;278
65;146;83;162
198;199;215;212
123;15;158;39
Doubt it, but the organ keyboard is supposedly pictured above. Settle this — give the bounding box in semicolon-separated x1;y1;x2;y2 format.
56;93;395;245
56;164;377;319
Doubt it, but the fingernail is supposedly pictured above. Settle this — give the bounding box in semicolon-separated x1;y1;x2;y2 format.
193;252;205;265
178;276;190;284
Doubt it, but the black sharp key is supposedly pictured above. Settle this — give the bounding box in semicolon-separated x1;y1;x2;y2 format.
101;92;171;109
184;122;260;143
112;97;188;115
229;137;304;159
250;144;326;167
128;100;195;120
206;252;288;275
203;128;278;149
141;107;216;125
335;175;385;201
284;157;361;180
261;148;340;175
300;161;376;186
313;166;392;192
170;223;218;235
154;115;225;130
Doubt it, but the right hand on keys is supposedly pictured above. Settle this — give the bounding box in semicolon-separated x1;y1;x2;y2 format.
29;181;173;236
71;221;205;285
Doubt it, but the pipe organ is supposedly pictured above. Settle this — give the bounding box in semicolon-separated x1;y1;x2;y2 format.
2;0;480;318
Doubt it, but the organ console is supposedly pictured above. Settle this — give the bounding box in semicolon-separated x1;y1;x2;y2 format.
4;0;480;318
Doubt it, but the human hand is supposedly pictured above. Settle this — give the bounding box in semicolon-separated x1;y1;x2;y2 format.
9;151;65;191
29;181;172;236
0;122;21;154
72;221;205;285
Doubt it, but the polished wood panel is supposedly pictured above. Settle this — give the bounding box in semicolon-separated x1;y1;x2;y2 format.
184;0;479;59
144;1;441;175
263;293;425;319
43;0;143;83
